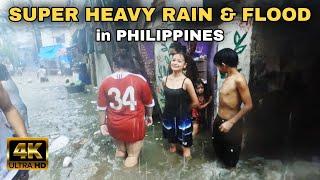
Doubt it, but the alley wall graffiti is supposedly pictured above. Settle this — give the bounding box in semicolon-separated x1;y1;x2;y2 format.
154;41;172;111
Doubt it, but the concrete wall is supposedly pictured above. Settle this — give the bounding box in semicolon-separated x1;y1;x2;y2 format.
245;8;320;157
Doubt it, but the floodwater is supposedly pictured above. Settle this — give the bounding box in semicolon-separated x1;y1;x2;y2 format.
12;72;320;180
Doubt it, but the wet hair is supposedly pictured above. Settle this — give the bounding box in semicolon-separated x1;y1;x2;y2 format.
169;42;186;54
194;79;205;88
213;48;238;67
0;63;10;81
194;79;205;96
194;78;212;97
113;52;133;70
116;44;130;56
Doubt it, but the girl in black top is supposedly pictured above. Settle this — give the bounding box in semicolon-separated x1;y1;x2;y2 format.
162;53;199;158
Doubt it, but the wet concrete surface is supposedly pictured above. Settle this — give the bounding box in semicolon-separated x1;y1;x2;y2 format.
12;72;320;180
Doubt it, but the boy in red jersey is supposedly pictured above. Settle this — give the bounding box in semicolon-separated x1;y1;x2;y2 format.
97;53;154;167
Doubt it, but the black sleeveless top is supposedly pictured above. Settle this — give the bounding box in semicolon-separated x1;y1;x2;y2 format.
163;77;190;119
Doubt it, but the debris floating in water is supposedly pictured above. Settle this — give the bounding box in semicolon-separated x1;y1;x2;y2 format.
49;135;69;153
63;156;72;167
50;133;60;139
78;138;88;145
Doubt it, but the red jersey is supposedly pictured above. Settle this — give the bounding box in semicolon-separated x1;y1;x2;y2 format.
98;72;154;142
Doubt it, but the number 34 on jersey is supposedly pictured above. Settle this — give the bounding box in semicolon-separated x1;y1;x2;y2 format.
108;86;137;111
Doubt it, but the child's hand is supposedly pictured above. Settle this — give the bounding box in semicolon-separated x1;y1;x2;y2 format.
199;96;213;109
100;124;109;136
145;116;153;126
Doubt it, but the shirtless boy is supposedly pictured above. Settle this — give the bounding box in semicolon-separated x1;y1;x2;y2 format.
212;48;253;168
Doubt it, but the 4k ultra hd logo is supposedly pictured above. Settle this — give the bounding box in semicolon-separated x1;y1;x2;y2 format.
7;138;48;170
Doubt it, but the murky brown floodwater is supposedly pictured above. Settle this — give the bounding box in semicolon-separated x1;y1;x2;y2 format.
12;72;320;180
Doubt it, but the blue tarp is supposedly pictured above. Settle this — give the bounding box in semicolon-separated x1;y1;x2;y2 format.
59;55;71;63
38;45;63;59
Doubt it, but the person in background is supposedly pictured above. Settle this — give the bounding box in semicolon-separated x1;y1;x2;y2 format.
97;53;154;168
187;41;200;58
37;65;48;83
191;79;212;136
